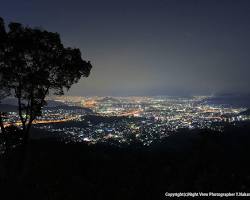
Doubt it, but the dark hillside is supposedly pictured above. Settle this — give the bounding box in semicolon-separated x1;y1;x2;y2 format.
1;122;250;199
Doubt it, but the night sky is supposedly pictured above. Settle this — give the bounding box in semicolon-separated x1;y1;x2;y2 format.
1;0;250;96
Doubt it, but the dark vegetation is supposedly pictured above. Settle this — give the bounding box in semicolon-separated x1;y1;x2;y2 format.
0;17;92;147
0;17;93;199
1;121;250;199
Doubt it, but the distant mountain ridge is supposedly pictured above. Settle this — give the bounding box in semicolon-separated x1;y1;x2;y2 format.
0;99;93;113
206;94;250;107
240;109;250;116
0;104;18;112
97;97;120;103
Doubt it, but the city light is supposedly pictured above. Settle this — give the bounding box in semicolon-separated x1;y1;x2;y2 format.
2;96;249;146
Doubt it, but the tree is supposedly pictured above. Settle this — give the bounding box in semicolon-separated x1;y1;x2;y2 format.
0;17;9;135
0;17;92;145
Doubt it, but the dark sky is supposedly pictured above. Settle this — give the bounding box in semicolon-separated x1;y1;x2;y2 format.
1;0;250;96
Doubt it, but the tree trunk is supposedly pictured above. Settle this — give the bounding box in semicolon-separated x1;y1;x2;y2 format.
18;117;34;181
0;112;8;153
0;112;5;134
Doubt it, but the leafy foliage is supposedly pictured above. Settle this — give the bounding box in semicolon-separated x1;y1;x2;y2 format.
0;17;92;140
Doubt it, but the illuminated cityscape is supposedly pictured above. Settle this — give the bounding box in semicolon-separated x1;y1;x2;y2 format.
2;0;250;197
3;96;249;146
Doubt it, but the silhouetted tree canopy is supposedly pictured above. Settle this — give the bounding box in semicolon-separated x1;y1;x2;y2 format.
0;17;92;143
0;17;9;136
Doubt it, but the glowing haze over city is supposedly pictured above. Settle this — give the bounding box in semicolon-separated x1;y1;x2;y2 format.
1;0;250;96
